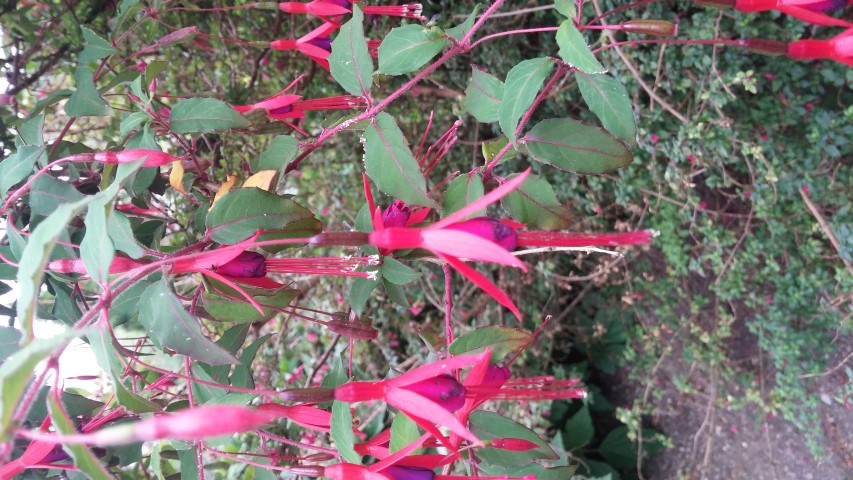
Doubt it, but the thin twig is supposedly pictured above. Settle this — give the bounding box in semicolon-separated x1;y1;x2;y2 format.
799;187;853;278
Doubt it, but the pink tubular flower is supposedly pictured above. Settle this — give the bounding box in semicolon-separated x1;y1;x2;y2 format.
787;27;853;66
324;463;536;480
279;1;425;20
233;93;366;121
270;22;338;70
92;148;182;167
697;0;852;26
368;171;532;319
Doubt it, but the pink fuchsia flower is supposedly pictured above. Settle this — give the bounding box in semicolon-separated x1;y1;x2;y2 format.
368;171;532;319
270;22;339;70
787;28;853;66
233;93;366;121
324;463;537;480
279;1;425;20
696;0;852;26
92;148;182;167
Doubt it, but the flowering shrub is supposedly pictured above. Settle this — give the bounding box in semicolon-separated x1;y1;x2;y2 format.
0;0;849;478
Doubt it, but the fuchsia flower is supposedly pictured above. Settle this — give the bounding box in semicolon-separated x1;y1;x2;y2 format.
91;148;182;167
698;0;852;26
233;92;366;121
270;22;338;70
787;27;853;66
279;1;425;21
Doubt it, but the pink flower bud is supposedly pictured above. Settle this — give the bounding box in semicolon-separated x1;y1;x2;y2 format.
443;217;518;251
621;19;678;37
92;149;181;167
403;374;466;412
218;251;267;278
382;200;412;228
490;437;540;451
384;466;435;480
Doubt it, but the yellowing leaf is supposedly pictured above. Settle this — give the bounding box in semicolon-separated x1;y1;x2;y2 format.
210;175;237;210
242;170;276;191
169;161;186;193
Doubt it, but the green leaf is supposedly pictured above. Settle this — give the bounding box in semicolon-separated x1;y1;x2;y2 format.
206;188;319;247
29;175;86;217
390;412;423;454
0;329;83;436
48;391;113;479
202;289;299;323
252;135;300;173
110;211;145;259
556;21;606;74
501;173;572;230
576;72;636;144
79;26;117;63
554;0;577;19
363;112;434;208
49;278;82;326
350;276;380;315
470;410;559;468
138;279;239;365
522;118;633;174
232;334;271;389
120;111;151;137
0;145;43;199
329;5;373;96
110;279;154;327
377;25;446;76
169;98;250;134
446;4;481;42
380;257;420;285
66;66;111;117
29;89;73;117
562;405;594;451
465;66;504;124
383;278;410;307
0;326;22;362
26;387;103;424
88;324;160;413
448;326;531;362
481;136;515;165
18;114;45;146
499;57;554;145
443;173;484;218
598;426;666;469
332;400;362;464
80;198;117;284
481;463;577;480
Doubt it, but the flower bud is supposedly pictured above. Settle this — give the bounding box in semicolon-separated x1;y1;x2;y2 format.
692;0;736;8
403;374;466;412
384;466;435;480
382;200;411;228
218;251;267;278
740;38;788;56
444;217;518;251
278;387;336;404
621;19;678;37
92;149;181;167
326;313;379;340
490;437;540;451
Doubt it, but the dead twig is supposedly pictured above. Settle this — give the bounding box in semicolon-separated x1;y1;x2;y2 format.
799;187;853;278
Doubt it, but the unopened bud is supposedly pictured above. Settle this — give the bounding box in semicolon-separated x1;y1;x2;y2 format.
621;19;678;37
382;200;411;228
403;374;466;412
326;313;379;340
287;465;326;477
219;251;267;278
277;387;335;403
740;38;788;56
490;437;540;451
383;466;435;480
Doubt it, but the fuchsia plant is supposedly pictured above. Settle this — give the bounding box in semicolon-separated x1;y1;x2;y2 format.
1;0;848;478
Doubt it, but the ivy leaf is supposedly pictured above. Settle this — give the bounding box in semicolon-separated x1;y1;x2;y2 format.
138;279;239;365
556;21;606;74
66;66;111;117
363;112;435;207
501;173;573;230
465;66;504;123
577;72;636;144
498;57;554;145
522;118;633;174
332;400;362;464
169;98;250;134
329;5;373;96
378;25;446;76
79;26;117;64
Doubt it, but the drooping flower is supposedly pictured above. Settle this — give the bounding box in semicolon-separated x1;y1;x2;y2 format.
270;22;339;70
695;0;852;26
90;148;182;167
233;93;366;121
787;27;853;66
279;1;425;21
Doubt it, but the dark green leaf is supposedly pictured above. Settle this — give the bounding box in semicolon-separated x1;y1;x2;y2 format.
377;25;446;76
80;199;117;283
332;400;362;464
0;145;44;199
18;114;45;146
448;326;531;362
523;118;633;173
206;188;319;246
0;329;83;436
501;173;572;230
499;57;554;145
110;211;145;259
390;413;423;454
443;173;484;218
87;324;160;413
446;4;481;42
110;279;154;327
138;279;239;365
350;276;380;315
380;258;420;285
562;405;594;451
169;98;250;134
470;410;559;468
26;387;103;424
28;175;86;217
556;21;605;74
363;112;434;207
252;135;300;173
79;26;117;63
0;326;22;362
66;66;111;117
329;5;373;96
383;278;410;307
465;66;504;123
577;72;636;144
49;278;82;326
598;426;666;469
232;334;271;389
202;289;299;323
48;391;113;479
30;90;73;118
119;111;150;138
